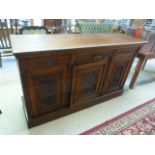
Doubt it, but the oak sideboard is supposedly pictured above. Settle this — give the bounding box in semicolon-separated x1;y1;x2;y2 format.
11;33;147;127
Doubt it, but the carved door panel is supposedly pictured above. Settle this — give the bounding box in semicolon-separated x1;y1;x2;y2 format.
70;60;108;106
102;55;133;93
27;65;68;116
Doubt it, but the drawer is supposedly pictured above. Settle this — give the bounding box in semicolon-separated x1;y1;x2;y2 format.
114;52;135;60
19;55;70;71
73;49;114;64
116;47;138;53
114;47;138;59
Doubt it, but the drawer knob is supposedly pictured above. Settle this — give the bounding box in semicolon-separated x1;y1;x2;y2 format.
93;55;103;59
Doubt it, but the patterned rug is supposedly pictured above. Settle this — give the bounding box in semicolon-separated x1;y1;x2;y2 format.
81;98;155;135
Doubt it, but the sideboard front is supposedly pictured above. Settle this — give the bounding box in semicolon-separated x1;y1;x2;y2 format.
16;46;138;127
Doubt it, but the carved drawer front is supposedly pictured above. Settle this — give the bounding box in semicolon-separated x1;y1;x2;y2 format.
73;49;114;64
102;52;134;93
20;55;70;71
27;64;68;116
70;58;109;106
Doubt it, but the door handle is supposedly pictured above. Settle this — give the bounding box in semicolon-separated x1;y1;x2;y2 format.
64;86;70;93
93;55;103;59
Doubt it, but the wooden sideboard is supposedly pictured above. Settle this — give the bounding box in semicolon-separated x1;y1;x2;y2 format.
11;33;147;128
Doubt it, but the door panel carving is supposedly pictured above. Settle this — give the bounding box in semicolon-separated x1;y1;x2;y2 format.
27;65;68;116
102;55;133;93
70;59;109;105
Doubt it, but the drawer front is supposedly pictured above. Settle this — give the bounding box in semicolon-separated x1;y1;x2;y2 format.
116;47;138;53
19;55;70;71
72;49;115;64
114;47;138;59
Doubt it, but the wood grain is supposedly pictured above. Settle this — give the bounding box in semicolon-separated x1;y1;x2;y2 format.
13;33;147;128
11;33;147;54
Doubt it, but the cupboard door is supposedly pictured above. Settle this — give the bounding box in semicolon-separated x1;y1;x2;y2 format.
102;53;134;93
70;59;108;106
27;65;68;116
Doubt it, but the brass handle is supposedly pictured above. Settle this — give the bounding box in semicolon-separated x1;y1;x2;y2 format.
93;55;103;59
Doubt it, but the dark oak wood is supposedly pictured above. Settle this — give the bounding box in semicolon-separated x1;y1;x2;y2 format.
27;64;68;116
11;33;147;54
104;51;135;92
11;34;146;127
70;59;109;106
22;89;123;127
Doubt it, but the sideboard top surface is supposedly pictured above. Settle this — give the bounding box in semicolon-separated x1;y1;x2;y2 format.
11;33;147;54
